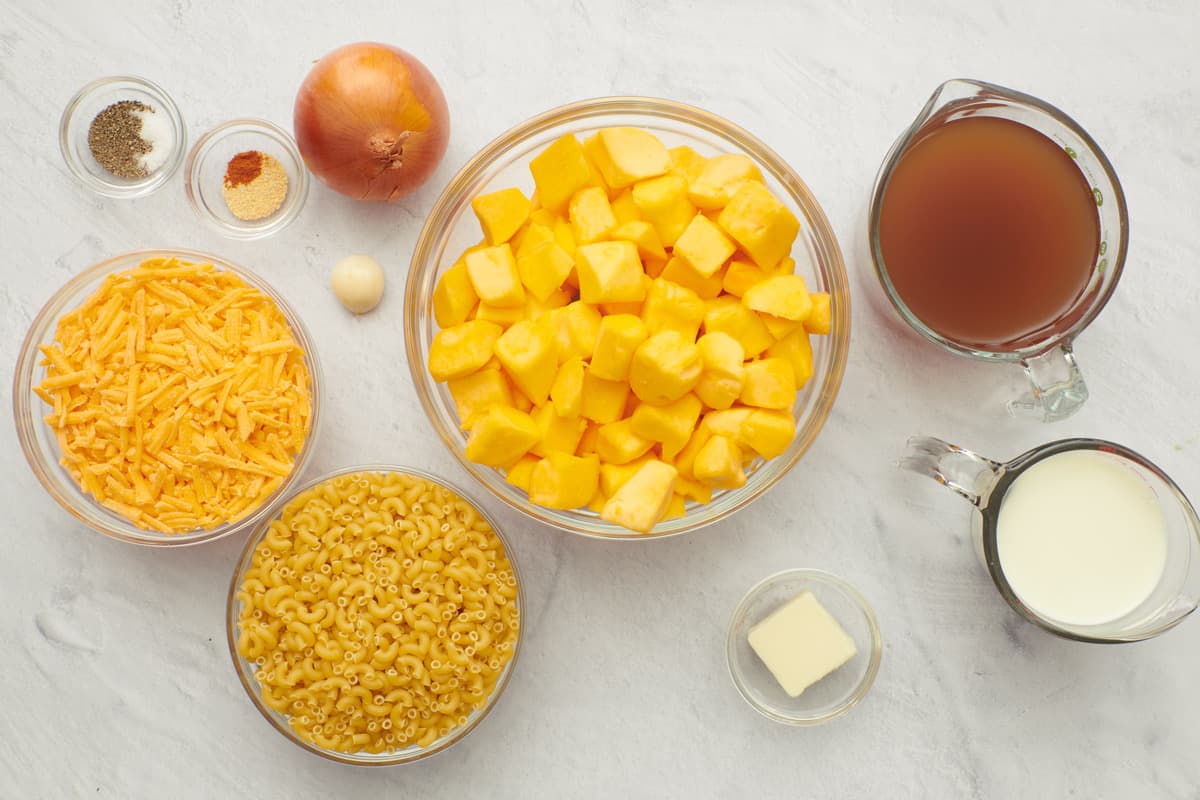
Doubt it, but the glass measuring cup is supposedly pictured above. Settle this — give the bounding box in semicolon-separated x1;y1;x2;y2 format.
901;436;1200;643
869;79;1129;422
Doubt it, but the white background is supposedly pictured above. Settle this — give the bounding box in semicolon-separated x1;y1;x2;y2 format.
2;1;1198;798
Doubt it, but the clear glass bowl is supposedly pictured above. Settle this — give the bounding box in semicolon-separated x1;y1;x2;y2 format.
404;97;850;540
12;249;323;547
225;465;525;766
59;75;186;198
184;119;309;239
727;568;881;725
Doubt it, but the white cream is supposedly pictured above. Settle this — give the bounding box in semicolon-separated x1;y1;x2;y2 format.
996;449;1168;627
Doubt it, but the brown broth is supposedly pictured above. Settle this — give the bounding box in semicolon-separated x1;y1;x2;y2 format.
878;115;1100;349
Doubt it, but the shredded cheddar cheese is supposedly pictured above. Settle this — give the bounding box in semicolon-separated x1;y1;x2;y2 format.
35;257;313;533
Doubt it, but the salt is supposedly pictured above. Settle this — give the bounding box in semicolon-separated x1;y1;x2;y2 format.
135;106;173;173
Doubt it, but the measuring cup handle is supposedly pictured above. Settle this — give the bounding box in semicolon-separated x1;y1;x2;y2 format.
900;436;1002;506
1008;344;1089;422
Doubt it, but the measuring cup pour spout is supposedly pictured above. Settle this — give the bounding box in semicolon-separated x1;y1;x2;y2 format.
899;436;1002;507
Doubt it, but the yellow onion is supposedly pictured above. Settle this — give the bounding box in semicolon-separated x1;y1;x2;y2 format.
294;42;449;202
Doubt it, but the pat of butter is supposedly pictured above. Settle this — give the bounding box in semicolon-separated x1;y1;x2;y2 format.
747;591;857;697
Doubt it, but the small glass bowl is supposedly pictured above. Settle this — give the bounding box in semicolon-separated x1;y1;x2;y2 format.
12;249;323;547
184;119;309;239
727;568;881;725
226;465;525;766
59;75;186;198
405;97;850;540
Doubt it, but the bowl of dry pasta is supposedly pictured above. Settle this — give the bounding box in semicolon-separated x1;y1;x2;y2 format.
12;249;321;546
226;465;524;765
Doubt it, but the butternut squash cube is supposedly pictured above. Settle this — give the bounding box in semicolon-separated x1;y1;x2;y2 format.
740;358;796;409
600;459;678;534
759;313;804;340
504;455;540;492
659;257;724;300
465;406;540;467
694;332;746;410
674;474;713;504
551;357;586;418
428;320;504;381
629;331;702;405
668;145;708;184
701;407;754;439
590;313;649;382
721;260;769;298
740;409;796;459
630;393;702;460
673;214;736;278
687;154;763;210
553;217;577;258
674;425;712;480
433;260;479;329
529;133;600;213
575;241;647;305
531;402;588;457
599;454;656;497
529;453;600;510
472;187;532;245
610;189;641;225
495;319;558;405
742;274;813;321
514;222;555;262
474;303;526;327
448;367;514;429
569;186;617;244
610;220;667;261
596;418;656;464
465;244;524;308
693;434;747;490
581;370;631;424
591;127;671;190
552;302;603;362
702;297;774;357
527;287;573;320
662;493;687;521
517;241;574;303
640;278;705;341
577;423;599;456
804;292;831;335
632;174;696;246
766;327;815;387
717;182;801;269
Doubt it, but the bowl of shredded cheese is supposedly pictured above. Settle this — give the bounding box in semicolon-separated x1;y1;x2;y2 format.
13;249;322;546
226;465;523;765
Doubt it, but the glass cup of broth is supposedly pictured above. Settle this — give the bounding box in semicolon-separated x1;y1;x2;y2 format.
901;436;1200;643
869;79;1128;422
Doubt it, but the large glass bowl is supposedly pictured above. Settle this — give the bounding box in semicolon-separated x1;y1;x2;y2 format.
12;249;323;547
405;97;850;539
225;465;525;766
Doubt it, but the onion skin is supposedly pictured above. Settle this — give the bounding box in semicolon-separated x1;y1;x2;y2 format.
294;42;450;202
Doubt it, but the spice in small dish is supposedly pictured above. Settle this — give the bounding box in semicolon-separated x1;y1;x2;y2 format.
87;100;173;179
223;150;289;221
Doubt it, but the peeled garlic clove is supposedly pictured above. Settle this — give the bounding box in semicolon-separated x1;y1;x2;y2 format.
331;254;385;314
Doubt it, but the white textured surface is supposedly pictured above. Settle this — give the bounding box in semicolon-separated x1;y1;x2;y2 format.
2;1;1199;797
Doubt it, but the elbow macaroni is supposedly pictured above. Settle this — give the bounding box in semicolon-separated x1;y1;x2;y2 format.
236;470;520;754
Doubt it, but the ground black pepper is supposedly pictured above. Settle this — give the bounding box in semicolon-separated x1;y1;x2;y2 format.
87;100;153;179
